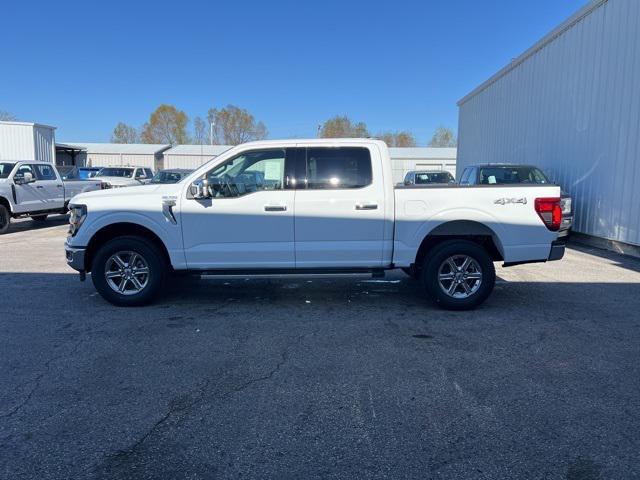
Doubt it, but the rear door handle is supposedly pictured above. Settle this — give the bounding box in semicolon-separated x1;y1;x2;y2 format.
264;204;287;212
355;203;378;210
36;185;44;189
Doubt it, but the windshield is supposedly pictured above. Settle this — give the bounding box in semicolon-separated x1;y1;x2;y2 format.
414;172;455;184
151;171;189;184
479;166;549;185
96;167;134;178
0;162;16;179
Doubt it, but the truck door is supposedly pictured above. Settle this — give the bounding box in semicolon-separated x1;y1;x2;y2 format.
34;164;65;209
12;164;46;213
181;148;296;269
293;146;386;268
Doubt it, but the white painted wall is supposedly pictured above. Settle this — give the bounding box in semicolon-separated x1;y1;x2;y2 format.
0;121;56;162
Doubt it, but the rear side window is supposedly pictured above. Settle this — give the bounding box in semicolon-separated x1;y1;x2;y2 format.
35;164;57;180
302;147;372;189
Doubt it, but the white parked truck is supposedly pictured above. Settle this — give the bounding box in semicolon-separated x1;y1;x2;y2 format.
65;139;565;310
0;161;102;234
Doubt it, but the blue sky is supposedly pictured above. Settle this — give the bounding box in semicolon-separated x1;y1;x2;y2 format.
2;0;586;144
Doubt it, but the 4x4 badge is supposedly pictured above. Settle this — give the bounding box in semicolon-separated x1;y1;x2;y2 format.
495;197;527;205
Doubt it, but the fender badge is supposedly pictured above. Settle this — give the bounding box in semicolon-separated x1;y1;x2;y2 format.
495;197;527;205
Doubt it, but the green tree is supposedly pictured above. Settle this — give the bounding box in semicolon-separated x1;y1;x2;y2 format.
0;110;17;121
110;122;139;143
319;115;369;138
140;104;189;145
376;131;417;147
428;126;457;147
206;105;267;145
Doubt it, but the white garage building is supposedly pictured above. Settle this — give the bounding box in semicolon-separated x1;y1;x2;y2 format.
163;145;232;169
60;143;171;170
0;121;56;163
457;0;640;252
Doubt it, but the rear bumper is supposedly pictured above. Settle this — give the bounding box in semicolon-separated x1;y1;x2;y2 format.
65;242;86;272
548;241;565;261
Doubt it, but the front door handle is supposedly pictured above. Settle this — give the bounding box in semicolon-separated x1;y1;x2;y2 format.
355;203;378;210
264;204;287;212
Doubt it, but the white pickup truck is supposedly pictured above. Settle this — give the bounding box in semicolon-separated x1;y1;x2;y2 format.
65;139;565;310
0;161;102;234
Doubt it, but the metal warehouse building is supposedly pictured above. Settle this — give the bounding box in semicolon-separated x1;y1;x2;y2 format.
457;0;640;250
60;143;171;170
163;145;232;169
0;121;56;163
388;147;456;184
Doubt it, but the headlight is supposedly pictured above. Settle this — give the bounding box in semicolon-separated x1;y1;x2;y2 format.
68;204;87;236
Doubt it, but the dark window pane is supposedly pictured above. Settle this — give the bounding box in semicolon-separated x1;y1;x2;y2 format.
479;166;549;185
35;164;57;180
304;147;372;189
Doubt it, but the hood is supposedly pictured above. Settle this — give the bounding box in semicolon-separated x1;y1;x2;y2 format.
70;183;180;205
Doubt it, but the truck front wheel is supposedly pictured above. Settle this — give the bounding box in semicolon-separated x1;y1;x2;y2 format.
0;205;10;234
422;240;495;310
91;236;166;306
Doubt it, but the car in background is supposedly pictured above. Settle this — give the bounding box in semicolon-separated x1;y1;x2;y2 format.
149;169;194;184
459;163;573;238
403;170;456;186
58;166;102;180
94;166;154;188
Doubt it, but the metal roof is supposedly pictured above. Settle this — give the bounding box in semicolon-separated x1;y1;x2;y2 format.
60;143;171;154
164;145;232;155
458;0;608;106
0;120;56;130
388;147;457;159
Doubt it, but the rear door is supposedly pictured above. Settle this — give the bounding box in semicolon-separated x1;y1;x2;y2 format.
293;146;386;268
34;164;65;209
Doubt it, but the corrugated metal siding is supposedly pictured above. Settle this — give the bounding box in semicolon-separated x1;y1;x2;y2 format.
163;154;219;170
33;125;55;163
85;153;157;170
0;123;36;160
457;0;640;246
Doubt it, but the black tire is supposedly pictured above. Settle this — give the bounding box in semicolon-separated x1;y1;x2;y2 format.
91;236;166;306
31;214;48;222
422;240;495;310
401;266;420;279
0;205;10;234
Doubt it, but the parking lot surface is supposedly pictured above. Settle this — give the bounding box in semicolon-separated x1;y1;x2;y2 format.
1;215;640;479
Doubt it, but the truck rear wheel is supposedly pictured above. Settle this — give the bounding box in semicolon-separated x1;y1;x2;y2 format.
91;236;166;306
422;240;495;310
0;205;10;234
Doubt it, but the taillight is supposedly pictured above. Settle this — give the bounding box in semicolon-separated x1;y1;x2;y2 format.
535;197;562;231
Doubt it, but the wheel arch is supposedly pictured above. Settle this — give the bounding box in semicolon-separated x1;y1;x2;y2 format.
84;222;171;272
0;196;12;213
413;220;504;268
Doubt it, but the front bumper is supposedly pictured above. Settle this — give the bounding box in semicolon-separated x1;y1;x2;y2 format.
65;242;86;272
548;241;565;261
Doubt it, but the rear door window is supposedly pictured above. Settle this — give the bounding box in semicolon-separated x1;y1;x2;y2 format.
300;147;372;189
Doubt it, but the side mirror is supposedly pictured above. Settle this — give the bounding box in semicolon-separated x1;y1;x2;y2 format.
14;172;34;185
189;179;210;199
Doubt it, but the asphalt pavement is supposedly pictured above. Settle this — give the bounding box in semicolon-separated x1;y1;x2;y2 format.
1;215;639;479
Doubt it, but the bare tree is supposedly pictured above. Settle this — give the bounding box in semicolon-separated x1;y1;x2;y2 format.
319;115;370;138
428;126;457;147
193;116;208;145
375;131;417;147
111;122;139;143
0;110;17;121
206;105;267;145
141;104;190;145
